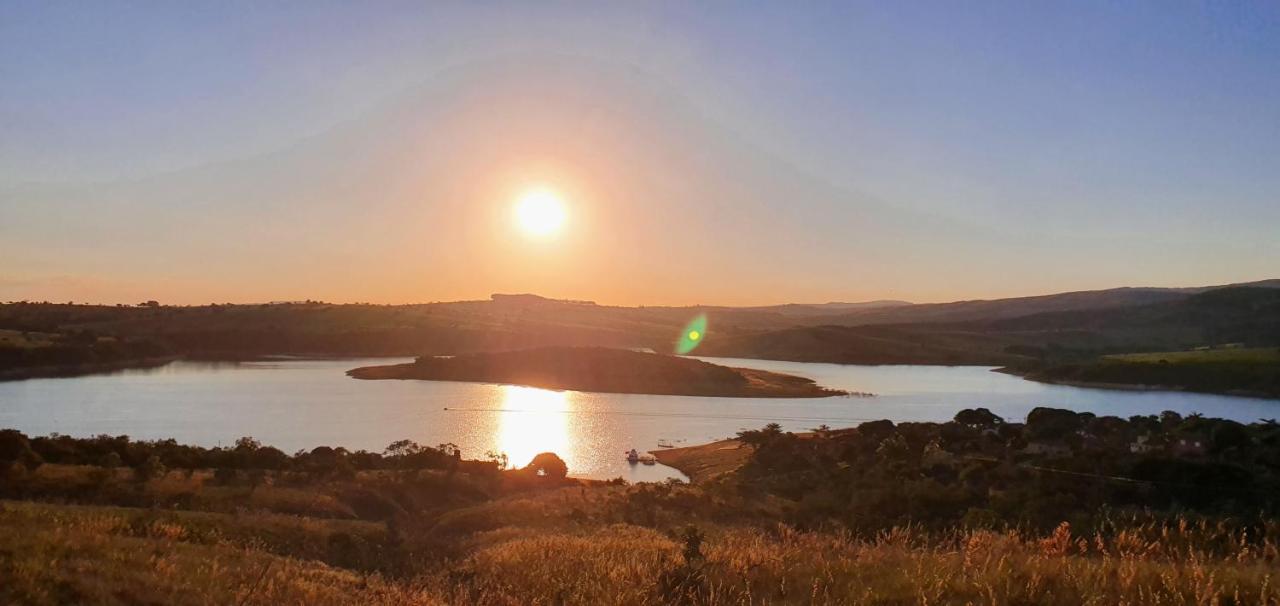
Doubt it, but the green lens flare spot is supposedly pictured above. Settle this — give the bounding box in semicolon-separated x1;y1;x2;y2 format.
676;314;708;355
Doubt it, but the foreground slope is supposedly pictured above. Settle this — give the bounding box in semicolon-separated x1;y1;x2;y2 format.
3;409;1280;605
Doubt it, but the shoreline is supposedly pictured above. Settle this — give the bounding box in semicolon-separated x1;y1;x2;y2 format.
350;364;848;398
649;438;752;483
0;353;411;383
0;356;180;382
995;366;1280;400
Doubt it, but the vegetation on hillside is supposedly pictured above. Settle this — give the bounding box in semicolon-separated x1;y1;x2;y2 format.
1017;347;1280;397
699;286;1280;368
0;327;172;380
4;406;1280;604
727;407;1280;530
3;284;1277;375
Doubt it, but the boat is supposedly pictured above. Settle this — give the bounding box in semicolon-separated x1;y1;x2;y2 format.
626;449;658;465
656;439;674;448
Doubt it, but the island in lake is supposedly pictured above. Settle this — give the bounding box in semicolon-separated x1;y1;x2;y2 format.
348;346;847;398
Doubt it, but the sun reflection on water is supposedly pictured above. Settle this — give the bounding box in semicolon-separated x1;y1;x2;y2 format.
496;385;574;470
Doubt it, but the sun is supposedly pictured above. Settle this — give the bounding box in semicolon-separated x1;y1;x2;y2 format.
515;188;567;237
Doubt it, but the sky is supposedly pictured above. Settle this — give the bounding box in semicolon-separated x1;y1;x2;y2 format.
2;1;1278;306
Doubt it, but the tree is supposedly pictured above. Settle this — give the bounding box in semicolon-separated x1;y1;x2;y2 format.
954;408;1004;430
737;423;784;448
486;450;509;470
0;430;42;470
135;455;166;481
875;433;911;463
1026;407;1083;441
98;452;123;468
857;420;896;442
384;439;423;458
524;452;568;479
213;466;238;485
251;446;289;470
1210;421;1250;453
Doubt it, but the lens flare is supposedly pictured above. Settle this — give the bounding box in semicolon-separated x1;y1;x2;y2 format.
676;314;708;354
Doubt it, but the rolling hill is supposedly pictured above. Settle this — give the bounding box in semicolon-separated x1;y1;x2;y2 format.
1;281;1276;373
701;287;1280;366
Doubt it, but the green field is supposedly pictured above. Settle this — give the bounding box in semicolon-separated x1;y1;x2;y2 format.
0;329;56;348
1104;347;1280;364
1024;346;1280;397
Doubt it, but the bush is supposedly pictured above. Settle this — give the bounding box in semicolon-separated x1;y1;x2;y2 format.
522;452;568;479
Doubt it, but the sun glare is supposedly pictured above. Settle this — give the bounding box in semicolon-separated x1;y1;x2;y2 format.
515;189;567;237
496;385;572;469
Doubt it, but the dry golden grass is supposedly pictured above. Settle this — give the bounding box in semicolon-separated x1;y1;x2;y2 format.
443;525;680;604
651;438;752;483
0;499;414;602
6;477;1280;604
0;501;434;605
422;516;1280;605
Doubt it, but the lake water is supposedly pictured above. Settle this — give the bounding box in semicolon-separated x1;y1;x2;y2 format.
1;357;1276;482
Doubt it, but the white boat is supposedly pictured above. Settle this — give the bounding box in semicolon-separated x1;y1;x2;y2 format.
656;439;674;448
625;449;658;465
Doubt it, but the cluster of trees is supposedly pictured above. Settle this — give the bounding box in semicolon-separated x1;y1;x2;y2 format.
0;431;489;481
0;300;668;362
0;335;171;372
732;408;1280;532
1025;355;1280;397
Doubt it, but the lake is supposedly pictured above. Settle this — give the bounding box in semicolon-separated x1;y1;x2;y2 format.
1;356;1276;481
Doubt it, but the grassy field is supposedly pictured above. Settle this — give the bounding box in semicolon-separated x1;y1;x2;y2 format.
5;487;1280;605
0;328;56;348
6;412;1280;604
1021;347;1280;397
0;503;434;605
1105;347;1280;364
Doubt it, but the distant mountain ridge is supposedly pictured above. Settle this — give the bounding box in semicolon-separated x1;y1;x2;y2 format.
784;279;1280;327
699;286;1280;366
736;300;913;317
1;279;1277;369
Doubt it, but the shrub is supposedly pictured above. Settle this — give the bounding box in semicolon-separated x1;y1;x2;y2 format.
522;452;568;479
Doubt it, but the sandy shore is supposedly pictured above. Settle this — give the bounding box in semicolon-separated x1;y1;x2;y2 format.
650;438;753;483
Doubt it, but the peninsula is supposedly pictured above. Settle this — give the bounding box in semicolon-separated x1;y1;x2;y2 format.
347;346;846;398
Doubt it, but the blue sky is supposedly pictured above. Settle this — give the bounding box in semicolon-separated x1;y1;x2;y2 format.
1;2;1277;304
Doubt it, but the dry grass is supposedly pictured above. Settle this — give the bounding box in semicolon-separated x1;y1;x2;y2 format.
0;501;434;605
422;516;1280;605
1104;348;1280;364
651;439;753;483
441;525;680;604
6;476;1280;604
